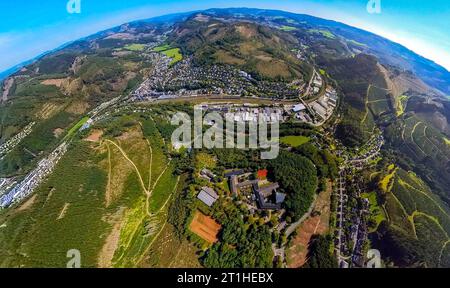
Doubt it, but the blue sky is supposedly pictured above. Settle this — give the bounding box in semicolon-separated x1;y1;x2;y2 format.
0;0;449;72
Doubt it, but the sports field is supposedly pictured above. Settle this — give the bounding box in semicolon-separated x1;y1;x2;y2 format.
189;211;221;243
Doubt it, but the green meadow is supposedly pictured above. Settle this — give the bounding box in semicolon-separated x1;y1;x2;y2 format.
280;135;310;147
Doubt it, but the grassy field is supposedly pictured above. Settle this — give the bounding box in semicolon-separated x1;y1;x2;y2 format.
195;152;217;170
308;29;335;39
0;142;110;267
280;136;310;147
361;192;386;232
379;165;396;192
279;25;297;31
151;44;183;65
162;48;183;65
148;163;178;213
139;224;201;268
396;95;409;117
0;112;191;268
107;113;194;267
347;39;368;47
66;116;89;138
104;116;172;267
444;137;450;147
124;44;146;51
152;44;172;52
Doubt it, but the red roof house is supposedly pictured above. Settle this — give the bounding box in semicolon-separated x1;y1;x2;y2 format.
257;169;268;180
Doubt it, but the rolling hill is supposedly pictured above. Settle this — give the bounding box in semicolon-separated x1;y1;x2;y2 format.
168;13;313;81
1;7;450;268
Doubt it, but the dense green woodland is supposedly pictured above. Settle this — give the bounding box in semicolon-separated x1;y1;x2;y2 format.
2;7;450;268
303;235;338;268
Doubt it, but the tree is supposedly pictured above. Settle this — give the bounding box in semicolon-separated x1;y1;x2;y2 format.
335;122;365;147
270;150;318;221
304;235;338;268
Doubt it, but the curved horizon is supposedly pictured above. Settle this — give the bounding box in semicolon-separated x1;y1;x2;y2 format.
1;1;449;75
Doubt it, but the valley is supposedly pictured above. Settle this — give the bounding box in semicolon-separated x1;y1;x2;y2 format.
0;7;450;268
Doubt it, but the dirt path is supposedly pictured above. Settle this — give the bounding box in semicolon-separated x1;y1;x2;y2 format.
152;176;180;216
423;126;450;161
57;203;70;220
104;132;180;267
16;194;37;212
137;177;180;266
105;144;113;206
400;179;450;218
98;221;122;268
388;188;416;237
105;137;172;217
104;139;148;194
138;121;154;192
409;211;448;238
168;246;183;268
401;123;421;160
145;160;172;216
136;221;168;265
410;122;427;156
439;240;450;267
285;193;318;237
98;208;126;268
286;181;332;267
146;139;153;192
361;85;372;124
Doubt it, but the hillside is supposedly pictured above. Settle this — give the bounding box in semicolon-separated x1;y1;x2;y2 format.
324;54;389;146
0;111;196;267
197;8;450;95
1;7;450;268
168;13;313;81
370;166;450;267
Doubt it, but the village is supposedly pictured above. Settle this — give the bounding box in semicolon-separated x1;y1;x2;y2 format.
0;142;68;208
0;122;35;161
195;167;285;212
335;166;370;268
334;132;384;268
0;33;342;269
131;56;301;101
189;165;292;262
197;86;337;126
129;48;339;127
